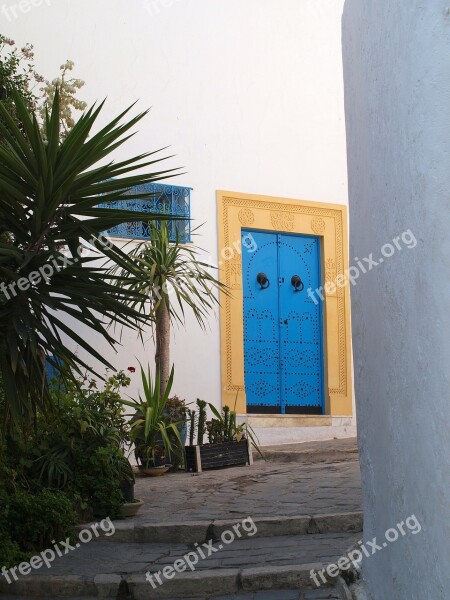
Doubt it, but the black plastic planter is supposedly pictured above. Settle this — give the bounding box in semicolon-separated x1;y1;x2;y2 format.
120;479;135;503
184;439;253;473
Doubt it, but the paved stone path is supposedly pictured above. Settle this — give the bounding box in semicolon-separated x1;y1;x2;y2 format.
133;457;361;525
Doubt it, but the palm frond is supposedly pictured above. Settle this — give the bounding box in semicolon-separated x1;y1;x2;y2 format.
0;88;183;429
108;222;228;331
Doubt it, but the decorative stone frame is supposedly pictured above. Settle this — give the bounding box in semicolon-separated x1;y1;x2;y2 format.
217;190;353;416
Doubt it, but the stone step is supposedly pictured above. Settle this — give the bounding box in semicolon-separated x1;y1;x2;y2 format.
0;571;347;599
256;446;359;465
93;511;363;544
0;589;343;599
0;532;359;598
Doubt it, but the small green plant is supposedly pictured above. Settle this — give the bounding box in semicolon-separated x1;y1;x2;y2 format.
206;418;225;444
186;399;262;456
121;365;182;468
206;403;263;457
206;405;236;443
165;396;187;423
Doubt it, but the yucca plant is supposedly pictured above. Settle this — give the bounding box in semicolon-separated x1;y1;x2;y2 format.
109;221;227;395
121;364;182;469
0;88;181;431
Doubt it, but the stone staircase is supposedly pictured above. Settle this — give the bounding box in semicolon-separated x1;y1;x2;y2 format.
0;512;361;599
0;440;361;599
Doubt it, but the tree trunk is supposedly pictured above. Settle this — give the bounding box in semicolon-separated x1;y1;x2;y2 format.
155;299;170;397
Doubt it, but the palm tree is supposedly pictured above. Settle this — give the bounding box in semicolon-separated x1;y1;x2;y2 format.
0;88;181;430
110;223;226;395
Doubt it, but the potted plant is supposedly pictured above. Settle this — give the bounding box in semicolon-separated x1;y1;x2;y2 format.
184;400;262;473
119;455;135;503
121;364;182;476
118;454;144;518
165;396;188;441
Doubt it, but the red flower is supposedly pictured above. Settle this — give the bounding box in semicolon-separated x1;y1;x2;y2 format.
127;366;136;373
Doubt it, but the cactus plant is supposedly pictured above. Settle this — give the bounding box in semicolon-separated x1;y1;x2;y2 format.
196;399;207;446
187;409;197;446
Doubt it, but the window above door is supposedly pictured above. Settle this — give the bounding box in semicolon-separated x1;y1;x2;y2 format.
98;182;191;242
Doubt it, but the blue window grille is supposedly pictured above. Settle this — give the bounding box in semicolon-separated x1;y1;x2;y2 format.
99;182;191;242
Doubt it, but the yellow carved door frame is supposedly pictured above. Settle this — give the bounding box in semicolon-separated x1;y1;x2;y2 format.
217;190;353;416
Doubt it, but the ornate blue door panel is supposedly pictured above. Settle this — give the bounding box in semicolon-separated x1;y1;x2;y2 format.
242;231;281;412
242;230;324;415
278;234;324;414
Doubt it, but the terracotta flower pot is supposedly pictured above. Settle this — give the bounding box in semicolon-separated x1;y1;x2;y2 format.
119;499;144;518
138;465;171;477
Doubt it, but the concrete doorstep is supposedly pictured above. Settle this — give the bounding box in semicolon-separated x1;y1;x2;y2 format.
255;439;359;465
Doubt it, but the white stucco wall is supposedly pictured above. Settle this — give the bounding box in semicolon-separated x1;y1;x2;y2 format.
343;1;450;598
7;0;351;436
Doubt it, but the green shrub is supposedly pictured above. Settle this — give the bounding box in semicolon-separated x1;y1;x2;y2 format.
0;489;26;568
0;536;25;569
0;484;76;568
70;447;124;518
0;368;131;561
8;488;76;552
27;371;132;517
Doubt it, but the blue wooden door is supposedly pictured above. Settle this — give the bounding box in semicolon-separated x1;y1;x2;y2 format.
242;231;281;411
278;234;324;414
242;230;324;414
